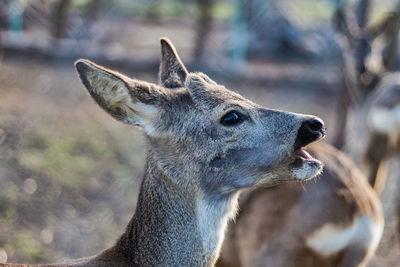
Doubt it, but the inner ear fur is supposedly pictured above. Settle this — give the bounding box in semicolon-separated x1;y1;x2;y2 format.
159;37;188;88
185;73;210;104
75;59;160;126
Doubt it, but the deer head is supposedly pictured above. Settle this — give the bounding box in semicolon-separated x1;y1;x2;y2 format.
75;38;325;195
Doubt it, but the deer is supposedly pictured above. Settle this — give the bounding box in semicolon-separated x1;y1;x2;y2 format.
0;38;326;267
362;75;400;194
332;2;400;194
216;142;384;267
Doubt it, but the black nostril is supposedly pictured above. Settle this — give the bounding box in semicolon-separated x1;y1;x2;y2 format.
294;117;325;150
306;118;324;133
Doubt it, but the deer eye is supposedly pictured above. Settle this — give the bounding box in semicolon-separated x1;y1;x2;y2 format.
221;111;243;126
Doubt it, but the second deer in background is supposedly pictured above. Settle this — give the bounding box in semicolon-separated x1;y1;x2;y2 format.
332;1;400;193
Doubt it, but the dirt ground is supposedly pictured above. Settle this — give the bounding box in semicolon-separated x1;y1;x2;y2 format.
0;18;400;267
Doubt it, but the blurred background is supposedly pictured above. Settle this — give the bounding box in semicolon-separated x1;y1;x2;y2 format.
0;0;399;265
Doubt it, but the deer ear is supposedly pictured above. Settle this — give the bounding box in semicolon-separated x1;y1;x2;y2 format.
159;37;188;88
185;73;210;107
75;59;160;129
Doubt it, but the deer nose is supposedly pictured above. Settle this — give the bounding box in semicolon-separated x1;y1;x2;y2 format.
294;117;325;150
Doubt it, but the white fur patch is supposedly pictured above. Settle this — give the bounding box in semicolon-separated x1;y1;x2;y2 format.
368;106;400;134
196;193;239;257
290;160;322;180
306;215;383;257
129;102;158;135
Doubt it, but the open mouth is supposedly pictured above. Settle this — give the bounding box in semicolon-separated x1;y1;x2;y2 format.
290;117;325;180
294;148;322;166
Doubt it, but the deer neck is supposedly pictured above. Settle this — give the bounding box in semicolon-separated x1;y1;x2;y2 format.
108;154;240;267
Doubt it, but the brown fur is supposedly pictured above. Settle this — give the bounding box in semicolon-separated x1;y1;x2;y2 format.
217;142;383;267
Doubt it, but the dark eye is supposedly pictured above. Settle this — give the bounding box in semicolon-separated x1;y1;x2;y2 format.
221;111;243;126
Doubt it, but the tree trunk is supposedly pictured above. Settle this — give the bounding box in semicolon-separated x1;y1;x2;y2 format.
194;0;213;61
383;10;400;70
355;0;371;76
51;0;72;39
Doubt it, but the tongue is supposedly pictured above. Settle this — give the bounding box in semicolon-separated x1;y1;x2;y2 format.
299;150;312;159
